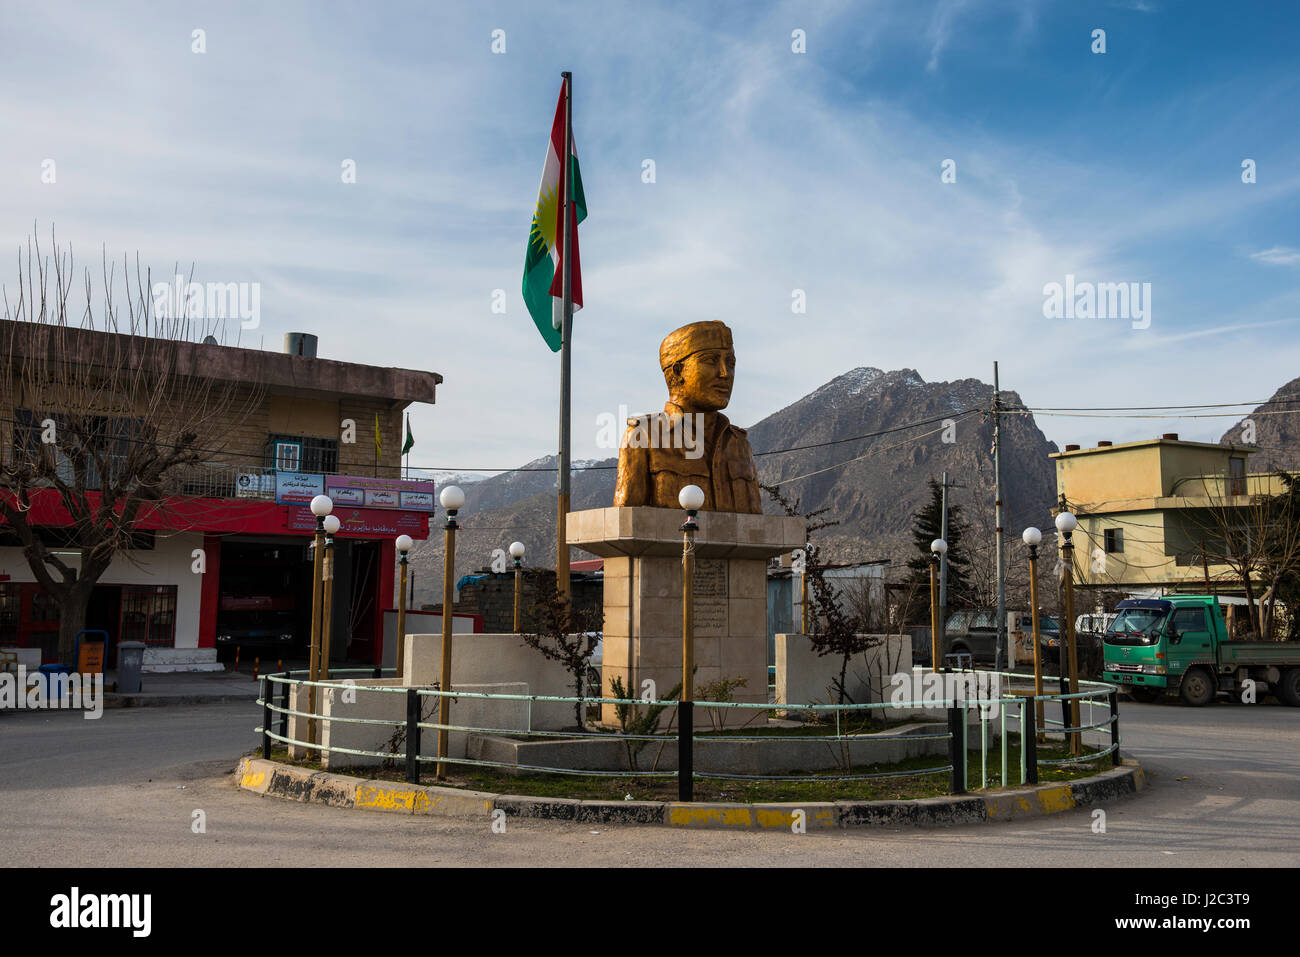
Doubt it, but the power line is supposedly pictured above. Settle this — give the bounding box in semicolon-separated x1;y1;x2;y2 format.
0;407;982;475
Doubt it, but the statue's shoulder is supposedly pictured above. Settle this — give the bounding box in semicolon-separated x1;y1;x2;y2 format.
624;411;667;428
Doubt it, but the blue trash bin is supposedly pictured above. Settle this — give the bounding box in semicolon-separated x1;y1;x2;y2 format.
37;664;73;699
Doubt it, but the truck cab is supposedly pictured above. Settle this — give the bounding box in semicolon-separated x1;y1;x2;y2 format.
1103;595;1300;706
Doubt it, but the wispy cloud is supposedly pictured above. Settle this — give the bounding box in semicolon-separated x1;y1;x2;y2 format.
1250;246;1300;266
0;1;1297;465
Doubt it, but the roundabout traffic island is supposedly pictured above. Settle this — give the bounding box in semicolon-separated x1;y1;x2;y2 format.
234;748;1147;831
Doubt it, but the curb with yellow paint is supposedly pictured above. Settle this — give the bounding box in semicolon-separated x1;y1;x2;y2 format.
234;756;1145;830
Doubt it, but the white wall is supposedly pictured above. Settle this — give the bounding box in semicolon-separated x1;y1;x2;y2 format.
0;532;204;649
775;633;913;709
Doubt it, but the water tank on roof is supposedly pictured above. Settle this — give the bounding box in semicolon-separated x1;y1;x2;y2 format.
284;333;318;357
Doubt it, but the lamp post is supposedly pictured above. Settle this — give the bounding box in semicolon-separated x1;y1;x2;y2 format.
509;541;526;633
678;484;704;802
436;485;464;781
1055;510;1081;756
1023;526;1045;741
320;514;341;682
395;534;413;680
800;543;809;634
306;494;333;756
929;538;947;671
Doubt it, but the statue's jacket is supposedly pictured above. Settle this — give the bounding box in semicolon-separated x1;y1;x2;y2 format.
613;401;762;514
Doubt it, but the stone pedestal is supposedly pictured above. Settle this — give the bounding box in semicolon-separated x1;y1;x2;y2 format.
566;507;805;727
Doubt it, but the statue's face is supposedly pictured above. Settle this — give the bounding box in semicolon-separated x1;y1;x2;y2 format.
670;348;735;412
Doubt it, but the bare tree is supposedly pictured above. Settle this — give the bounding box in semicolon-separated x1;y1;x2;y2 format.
762;482;879;705
519;574;603;728
0;232;261;663
1189;471;1300;639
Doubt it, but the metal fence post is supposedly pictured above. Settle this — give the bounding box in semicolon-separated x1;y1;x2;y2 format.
373;667;382;680
948;704;966;794
1024;699;1039;784
279;676;290;744
1109;688;1120;766
1058;674;1070;742
406;688;421;784
261;677;271;760
678;700;694;802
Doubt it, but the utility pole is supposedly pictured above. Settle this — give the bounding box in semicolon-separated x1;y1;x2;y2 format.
940;470;949;637
993;362;1007;673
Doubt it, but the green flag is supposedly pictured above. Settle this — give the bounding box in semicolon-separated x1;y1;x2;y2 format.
522;81;586;352
402;415;414;456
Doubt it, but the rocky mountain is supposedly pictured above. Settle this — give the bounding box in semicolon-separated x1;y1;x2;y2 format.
748;368;1059;563
407;368;1061;605
1222;376;1300;471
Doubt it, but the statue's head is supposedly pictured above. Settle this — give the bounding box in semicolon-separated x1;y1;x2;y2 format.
659;320;736;413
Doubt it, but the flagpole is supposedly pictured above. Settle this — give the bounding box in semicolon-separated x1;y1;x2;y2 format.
557;70;573;600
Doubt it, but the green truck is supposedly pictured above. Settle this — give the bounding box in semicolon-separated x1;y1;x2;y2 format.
1102;596;1300;706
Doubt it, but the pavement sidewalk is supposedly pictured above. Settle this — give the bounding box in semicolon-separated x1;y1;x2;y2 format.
103;669;263;708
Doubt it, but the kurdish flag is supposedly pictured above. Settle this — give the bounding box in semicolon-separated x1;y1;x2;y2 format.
522;81;586;352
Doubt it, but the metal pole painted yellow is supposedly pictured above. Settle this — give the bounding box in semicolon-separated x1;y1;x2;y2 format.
513;564;522;633
929;559;940;671
437;521;456;780
1028;551;1045;742
1062;538;1080;756
682;528;695;701
306;523;325;758
396;555;408;680
320;540;334;682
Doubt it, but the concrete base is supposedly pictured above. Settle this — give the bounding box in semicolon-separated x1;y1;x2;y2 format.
566;506;804;727
775;633;914;712
465;720;984;775
285;632;582;770
142;647;224;673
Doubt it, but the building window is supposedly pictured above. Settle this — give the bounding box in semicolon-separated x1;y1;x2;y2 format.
1229;457;1246;496
266;434;338;474
12;409;141;491
121;585;178;647
30;589;61;622
1104;528;1124;553
274;441;302;472
0;584;18;644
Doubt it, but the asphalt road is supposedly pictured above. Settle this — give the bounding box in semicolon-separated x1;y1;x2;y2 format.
1;696;1297;867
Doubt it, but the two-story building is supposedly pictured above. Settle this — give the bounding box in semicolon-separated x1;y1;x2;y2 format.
1051;433;1293;622
0;324;441;670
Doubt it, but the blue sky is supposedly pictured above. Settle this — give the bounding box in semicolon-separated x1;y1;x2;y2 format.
2;0;1298;472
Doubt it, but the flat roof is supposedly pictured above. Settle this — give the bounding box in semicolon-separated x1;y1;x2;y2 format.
1050;437;1253;459
1;318;441;405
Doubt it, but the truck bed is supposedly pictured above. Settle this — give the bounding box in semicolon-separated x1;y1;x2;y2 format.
1219;642;1300;667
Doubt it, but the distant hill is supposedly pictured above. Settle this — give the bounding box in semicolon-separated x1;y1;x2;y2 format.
1222;376;1300;471
407;367;1061;605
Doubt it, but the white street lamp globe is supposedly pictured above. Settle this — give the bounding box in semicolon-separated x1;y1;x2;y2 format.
395;534;413;554
509;541;526;558
440;485;465;511
310;494;333;517
1055;511;1078;534
322;515;341;535
679;485;705;511
1022;526;1042;547
930;538;948;556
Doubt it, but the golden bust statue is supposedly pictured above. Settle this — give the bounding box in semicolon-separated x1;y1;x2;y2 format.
613;320;762;513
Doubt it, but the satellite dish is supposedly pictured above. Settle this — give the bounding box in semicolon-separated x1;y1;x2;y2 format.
202;335;218;345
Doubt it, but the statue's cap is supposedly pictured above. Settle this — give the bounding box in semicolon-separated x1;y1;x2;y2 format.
659;321;733;371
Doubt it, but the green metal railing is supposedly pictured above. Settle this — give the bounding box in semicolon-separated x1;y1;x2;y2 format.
254;668;1120;801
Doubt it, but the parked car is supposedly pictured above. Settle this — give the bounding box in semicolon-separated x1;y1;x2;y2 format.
1040;614;1108;677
